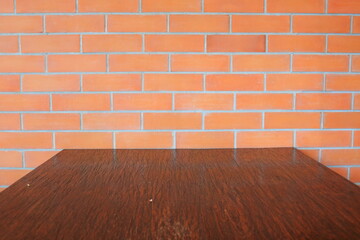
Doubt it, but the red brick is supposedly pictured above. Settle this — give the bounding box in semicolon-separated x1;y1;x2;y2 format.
266;74;323;91
172;55;230;72
233;55;290;72
354;17;360;33
0;132;53;149
232;15;289;32
268;35;325;52
328;0;360;14
78;0;138;12
0;94;49;111
0;75;20;92
293;55;349;72
145;35;204;52
237;131;293;148
293;16;350;33
144;74;203;91
22;75;80;92
116;132;173;149
56;132;113;149
0;16;42;33
0;0;14;13
355;94;360;110
52;94;110;111
324;112;360;129
113;93;172;110
0;36;18;53
328;36;360;53
267;0;324;13
46;15;104;33
296;93;351;110
265;112;321;129
144;113;202;130
177;132;234;148
17;0;75;13
206;74;263;91
175;93;233;110
0;151;22;168
83;34;142;52
0;114;20;130
205;113;262;130
355;131;360;146
326;75;360;91
170;15;229;32
110;54;168;72
353;56;360;72
322;149;360;165
296;131;352;147
83;74;141;92
23;113;80;130
207;35;265;52
22;34;80;53
204;0;263;12
0;56;44;73
83;113;140;130
48;55;106;72
142;0;201;12
236;94;293;110
108;15;167;32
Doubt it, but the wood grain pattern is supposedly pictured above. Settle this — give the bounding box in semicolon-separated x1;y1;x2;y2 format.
0;148;359;239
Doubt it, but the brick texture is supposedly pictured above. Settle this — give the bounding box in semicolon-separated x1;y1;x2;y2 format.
0;0;14;13
0;0;359;188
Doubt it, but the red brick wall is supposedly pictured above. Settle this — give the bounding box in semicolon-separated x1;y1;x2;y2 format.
0;0;360;190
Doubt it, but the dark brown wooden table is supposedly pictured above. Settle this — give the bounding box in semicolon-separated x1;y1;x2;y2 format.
0;148;359;240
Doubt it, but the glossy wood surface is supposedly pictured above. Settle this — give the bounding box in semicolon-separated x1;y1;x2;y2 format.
0;148;359;240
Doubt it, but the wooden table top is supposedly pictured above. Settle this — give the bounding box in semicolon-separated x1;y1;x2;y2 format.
0;148;359;240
